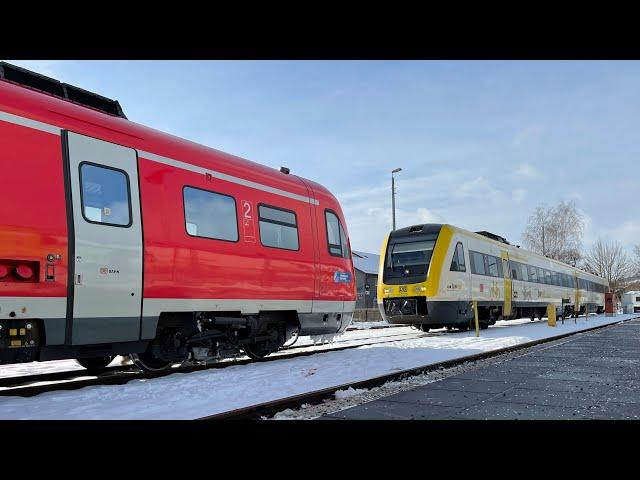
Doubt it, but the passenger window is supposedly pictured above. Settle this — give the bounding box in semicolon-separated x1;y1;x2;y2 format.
450;242;466;272
470;251;486;275
519;263;528;281
258;205;299;251
486;255;499;277
545;270;552;285
528;265;537;283
510;261;519;280
80;163;131;227
183;186;238;241
325;210;349;258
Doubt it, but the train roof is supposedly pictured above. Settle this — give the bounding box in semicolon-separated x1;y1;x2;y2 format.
0;71;337;208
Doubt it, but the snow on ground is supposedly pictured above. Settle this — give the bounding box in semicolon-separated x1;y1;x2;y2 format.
0;313;635;420
0;321;397;380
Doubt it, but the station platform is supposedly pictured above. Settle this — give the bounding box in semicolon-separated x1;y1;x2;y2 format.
323;318;640;420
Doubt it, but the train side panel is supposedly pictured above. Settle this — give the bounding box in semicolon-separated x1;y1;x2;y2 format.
0;116;69;359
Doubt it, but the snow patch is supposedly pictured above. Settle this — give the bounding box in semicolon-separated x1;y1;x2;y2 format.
334;387;368;399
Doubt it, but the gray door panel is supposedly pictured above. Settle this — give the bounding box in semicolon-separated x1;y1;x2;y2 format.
66;132;143;345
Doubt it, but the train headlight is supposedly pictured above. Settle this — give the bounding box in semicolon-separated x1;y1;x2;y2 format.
414;286;426;293
383;287;393;294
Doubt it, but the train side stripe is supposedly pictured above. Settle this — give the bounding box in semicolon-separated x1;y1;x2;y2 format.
0;110;61;135
138;150;320;206
0;109;319;206
0;297;355;320
142;298;355;317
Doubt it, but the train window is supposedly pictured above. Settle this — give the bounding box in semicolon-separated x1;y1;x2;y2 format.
486;255;499;277
258;204;299;251
528;265;537;283
450;242;466;272
544;270;552;285
79;163;132;227
519;263;529;281
340;222;350;258
325;210;349;258
470;251;486;276
183;186;238;242
510;261;519;280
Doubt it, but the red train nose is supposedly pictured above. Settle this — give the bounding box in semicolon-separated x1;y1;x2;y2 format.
15;264;34;280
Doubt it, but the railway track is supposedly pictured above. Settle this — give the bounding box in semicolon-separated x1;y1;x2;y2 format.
0;327;423;397
200;317;631;420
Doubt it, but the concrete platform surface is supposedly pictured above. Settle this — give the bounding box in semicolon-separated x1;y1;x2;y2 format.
323;319;640;420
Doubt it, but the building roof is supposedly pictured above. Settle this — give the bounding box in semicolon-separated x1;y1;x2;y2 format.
352;250;380;275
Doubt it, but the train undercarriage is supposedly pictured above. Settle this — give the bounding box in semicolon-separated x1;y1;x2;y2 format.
1;311;302;373
130;311;300;371
383;297;605;333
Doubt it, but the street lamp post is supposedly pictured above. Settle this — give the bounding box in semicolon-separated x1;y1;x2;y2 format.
391;168;402;230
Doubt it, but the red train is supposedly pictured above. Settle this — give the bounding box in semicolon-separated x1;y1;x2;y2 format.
0;62;356;371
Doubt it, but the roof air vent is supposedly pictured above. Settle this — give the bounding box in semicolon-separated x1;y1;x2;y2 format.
279;166;290;174
409;225;423;233
0;61;127;119
475;231;510;245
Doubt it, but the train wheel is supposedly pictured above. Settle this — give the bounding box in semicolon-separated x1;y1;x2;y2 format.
458;324;469;332
75;356;113;372
129;352;174;372
418;324;430;333
479;323;489;330
243;341;273;360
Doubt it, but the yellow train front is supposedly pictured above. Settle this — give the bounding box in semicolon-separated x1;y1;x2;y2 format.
377;224;607;331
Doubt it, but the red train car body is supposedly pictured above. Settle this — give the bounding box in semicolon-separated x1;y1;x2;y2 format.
0;63;355;370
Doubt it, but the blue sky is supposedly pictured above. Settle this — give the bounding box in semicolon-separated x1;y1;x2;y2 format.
8;60;640;254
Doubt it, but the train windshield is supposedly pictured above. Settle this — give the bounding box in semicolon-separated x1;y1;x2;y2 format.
383;237;437;284
388;241;436;268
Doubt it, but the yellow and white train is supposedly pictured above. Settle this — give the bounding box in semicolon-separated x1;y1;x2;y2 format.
377;224;607;331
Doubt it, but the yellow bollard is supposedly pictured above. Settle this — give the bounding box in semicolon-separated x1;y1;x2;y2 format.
473;300;480;337
547;304;556;327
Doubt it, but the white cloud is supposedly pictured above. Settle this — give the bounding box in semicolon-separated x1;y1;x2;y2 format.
512;188;527;204
512;125;544;148
605;220;640;248
514;163;542;179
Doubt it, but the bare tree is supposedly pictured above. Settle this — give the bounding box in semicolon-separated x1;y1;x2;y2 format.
522;200;584;264
634;244;640;276
583;238;634;293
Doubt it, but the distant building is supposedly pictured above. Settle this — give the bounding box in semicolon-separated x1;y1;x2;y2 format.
621;291;640;314
352;250;380;310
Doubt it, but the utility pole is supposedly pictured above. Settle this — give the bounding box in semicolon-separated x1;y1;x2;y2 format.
542;224;545;256
392;168;402;230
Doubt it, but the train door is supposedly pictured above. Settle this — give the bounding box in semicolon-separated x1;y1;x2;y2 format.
574;272;580;314
500;251;512;316
64;131;143;345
